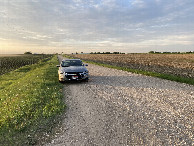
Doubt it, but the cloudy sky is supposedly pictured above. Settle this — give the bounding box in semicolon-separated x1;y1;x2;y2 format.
0;0;194;54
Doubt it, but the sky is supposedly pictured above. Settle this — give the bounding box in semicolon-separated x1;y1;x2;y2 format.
0;0;194;54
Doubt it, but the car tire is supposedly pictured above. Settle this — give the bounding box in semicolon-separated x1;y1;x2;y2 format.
59;80;64;83
84;78;89;82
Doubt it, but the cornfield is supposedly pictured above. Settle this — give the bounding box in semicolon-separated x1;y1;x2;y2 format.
0;54;52;75
70;54;194;78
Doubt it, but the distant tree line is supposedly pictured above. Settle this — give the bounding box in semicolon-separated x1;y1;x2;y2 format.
90;52;125;54
149;51;194;54
71;52;126;54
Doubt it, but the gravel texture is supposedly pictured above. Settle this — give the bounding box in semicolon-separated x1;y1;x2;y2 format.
45;56;193;146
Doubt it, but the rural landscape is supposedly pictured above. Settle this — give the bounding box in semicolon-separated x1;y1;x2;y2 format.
0;53;193;145
1;0;194;145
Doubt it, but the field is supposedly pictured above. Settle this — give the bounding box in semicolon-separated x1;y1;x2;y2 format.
0;55;64;145
0;54;52;75
69;53;194;84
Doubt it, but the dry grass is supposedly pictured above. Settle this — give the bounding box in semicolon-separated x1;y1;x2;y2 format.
0;54;52;75
69;54;194;78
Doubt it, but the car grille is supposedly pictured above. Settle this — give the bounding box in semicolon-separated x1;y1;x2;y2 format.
65;72;84;79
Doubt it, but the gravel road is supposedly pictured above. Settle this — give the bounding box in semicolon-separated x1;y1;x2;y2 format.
45;56;193;145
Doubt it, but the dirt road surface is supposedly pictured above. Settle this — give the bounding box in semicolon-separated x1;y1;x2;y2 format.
45;55;193;145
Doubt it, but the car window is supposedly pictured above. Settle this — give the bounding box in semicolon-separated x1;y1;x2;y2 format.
62;60;83;67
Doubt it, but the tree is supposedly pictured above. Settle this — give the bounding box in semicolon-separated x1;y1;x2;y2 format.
149;51;154;54
24;51;32;54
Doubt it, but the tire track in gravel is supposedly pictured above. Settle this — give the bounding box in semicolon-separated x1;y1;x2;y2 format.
46;55;193;146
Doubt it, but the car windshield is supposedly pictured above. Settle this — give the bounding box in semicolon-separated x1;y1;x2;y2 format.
61;60;83;67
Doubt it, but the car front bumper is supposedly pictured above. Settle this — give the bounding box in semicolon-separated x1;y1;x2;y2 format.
59;72;89;81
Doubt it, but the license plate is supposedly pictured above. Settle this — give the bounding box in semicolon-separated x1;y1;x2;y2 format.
72;76;78;79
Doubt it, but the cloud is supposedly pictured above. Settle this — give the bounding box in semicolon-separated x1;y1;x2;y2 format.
131;0;146;8
0;0;194;54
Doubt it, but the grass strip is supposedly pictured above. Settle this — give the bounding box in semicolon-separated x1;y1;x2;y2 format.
64;55;194;86
0;55;64;145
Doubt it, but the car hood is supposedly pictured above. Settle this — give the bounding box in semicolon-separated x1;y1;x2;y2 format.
60;66;87;73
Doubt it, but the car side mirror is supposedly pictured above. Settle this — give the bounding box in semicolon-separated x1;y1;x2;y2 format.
56;65;60;67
